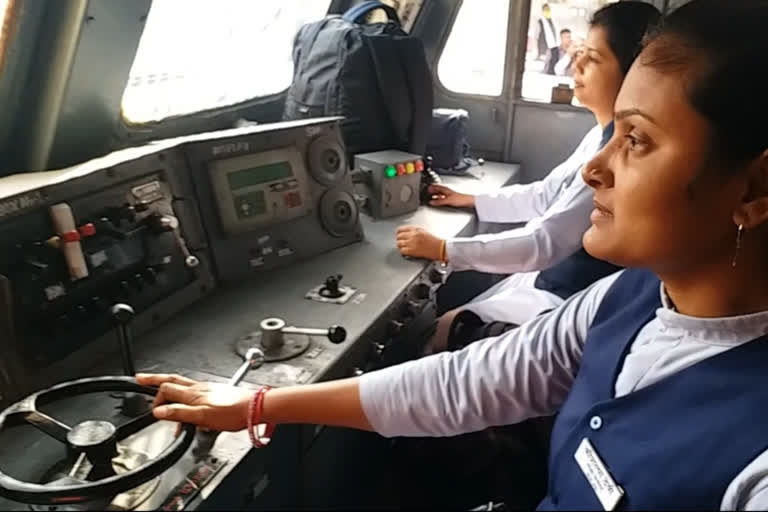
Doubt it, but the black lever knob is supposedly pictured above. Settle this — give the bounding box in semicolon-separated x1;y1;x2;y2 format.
320;274;344;299
110;303;149;417
328;325;347;344
110;304;136;377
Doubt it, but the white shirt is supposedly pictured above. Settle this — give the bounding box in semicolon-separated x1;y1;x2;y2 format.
446;123;602;275
445;124;604;325
359;271;768;510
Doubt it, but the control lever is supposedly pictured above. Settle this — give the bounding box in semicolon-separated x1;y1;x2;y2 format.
192;347;265;460
281;325;347;344
234;318;348;364
319;274;344;299
260;317;347;353
110;304;150;417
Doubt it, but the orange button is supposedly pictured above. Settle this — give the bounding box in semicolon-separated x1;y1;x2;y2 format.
415;159;424;172
396;164;406;176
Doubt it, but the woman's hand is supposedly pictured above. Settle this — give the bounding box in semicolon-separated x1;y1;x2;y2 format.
427;184;475;208
396;226;444;260
136;373;253;431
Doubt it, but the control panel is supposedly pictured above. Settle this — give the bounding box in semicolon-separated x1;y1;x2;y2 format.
209;147;312;234
357;261;447;373
355;150;425;219
182;118;364;283
0;113;518;511
0;148;213;405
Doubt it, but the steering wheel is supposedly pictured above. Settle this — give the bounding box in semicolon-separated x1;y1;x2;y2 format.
0;376;195;506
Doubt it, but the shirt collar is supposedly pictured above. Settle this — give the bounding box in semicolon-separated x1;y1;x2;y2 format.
657;282;768;343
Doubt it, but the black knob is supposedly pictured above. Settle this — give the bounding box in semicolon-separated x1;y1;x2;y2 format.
428;266;446;284
387;320;404;337
400;300;421;318
133;273;145;292
411;282;431;301
351;368;364;377
110;303;135;324
372;342;386;357
144;267;158;284
320;274;344;299
95;217;128;240
425;155;434;171
91;296;106;312
328;325;347;344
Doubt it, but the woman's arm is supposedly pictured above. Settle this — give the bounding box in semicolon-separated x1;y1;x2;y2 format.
473;124;602;224
136;272;621;437
134;374;373;432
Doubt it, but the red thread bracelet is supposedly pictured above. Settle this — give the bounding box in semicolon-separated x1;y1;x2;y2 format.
247;386;275;448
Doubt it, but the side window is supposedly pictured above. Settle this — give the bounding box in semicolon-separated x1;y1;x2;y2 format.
121;0;332;124
437;0;511;97
522;0;617;103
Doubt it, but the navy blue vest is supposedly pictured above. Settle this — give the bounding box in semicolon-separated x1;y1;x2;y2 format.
539;269;768;510
535;122;621;300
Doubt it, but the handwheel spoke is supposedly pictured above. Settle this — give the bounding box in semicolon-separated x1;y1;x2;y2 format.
23;410;71;443
115;410;156;441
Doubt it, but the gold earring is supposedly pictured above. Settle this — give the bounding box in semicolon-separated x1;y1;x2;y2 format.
732;224;744;268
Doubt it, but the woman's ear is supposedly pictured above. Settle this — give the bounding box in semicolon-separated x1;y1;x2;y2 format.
734;150;768;229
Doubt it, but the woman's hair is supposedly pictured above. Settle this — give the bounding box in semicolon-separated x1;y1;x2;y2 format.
589;1;661;75
641;0;768;167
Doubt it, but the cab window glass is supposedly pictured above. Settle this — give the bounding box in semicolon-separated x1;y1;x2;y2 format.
121;0;332;124
522;0;618;103
437;0;511;97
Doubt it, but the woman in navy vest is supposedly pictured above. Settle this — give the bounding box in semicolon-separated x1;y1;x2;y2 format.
139;0;768;508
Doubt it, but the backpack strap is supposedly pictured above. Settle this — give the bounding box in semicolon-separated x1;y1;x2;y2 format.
343;1;401;25
362;34;433;155
292;17;334;94
361;36;411;150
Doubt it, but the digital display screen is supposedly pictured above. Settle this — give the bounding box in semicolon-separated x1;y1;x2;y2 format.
227;161;293;190
234;190;267;219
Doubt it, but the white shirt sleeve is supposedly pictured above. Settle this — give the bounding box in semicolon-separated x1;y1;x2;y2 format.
446;176;594;274
722;449;768;510
358;272;622;438
473;124;601;224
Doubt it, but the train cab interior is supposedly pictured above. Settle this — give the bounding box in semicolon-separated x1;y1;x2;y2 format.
0;0;687;510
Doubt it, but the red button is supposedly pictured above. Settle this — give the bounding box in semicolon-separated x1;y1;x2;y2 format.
415;159;424;172
78;223;96;237
284;192;302;208
396;164;406;176
61;230;81;243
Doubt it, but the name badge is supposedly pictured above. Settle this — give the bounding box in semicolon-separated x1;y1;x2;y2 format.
574;438;624;511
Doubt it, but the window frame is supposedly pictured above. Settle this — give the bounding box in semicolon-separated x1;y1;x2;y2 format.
433;0;518;100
